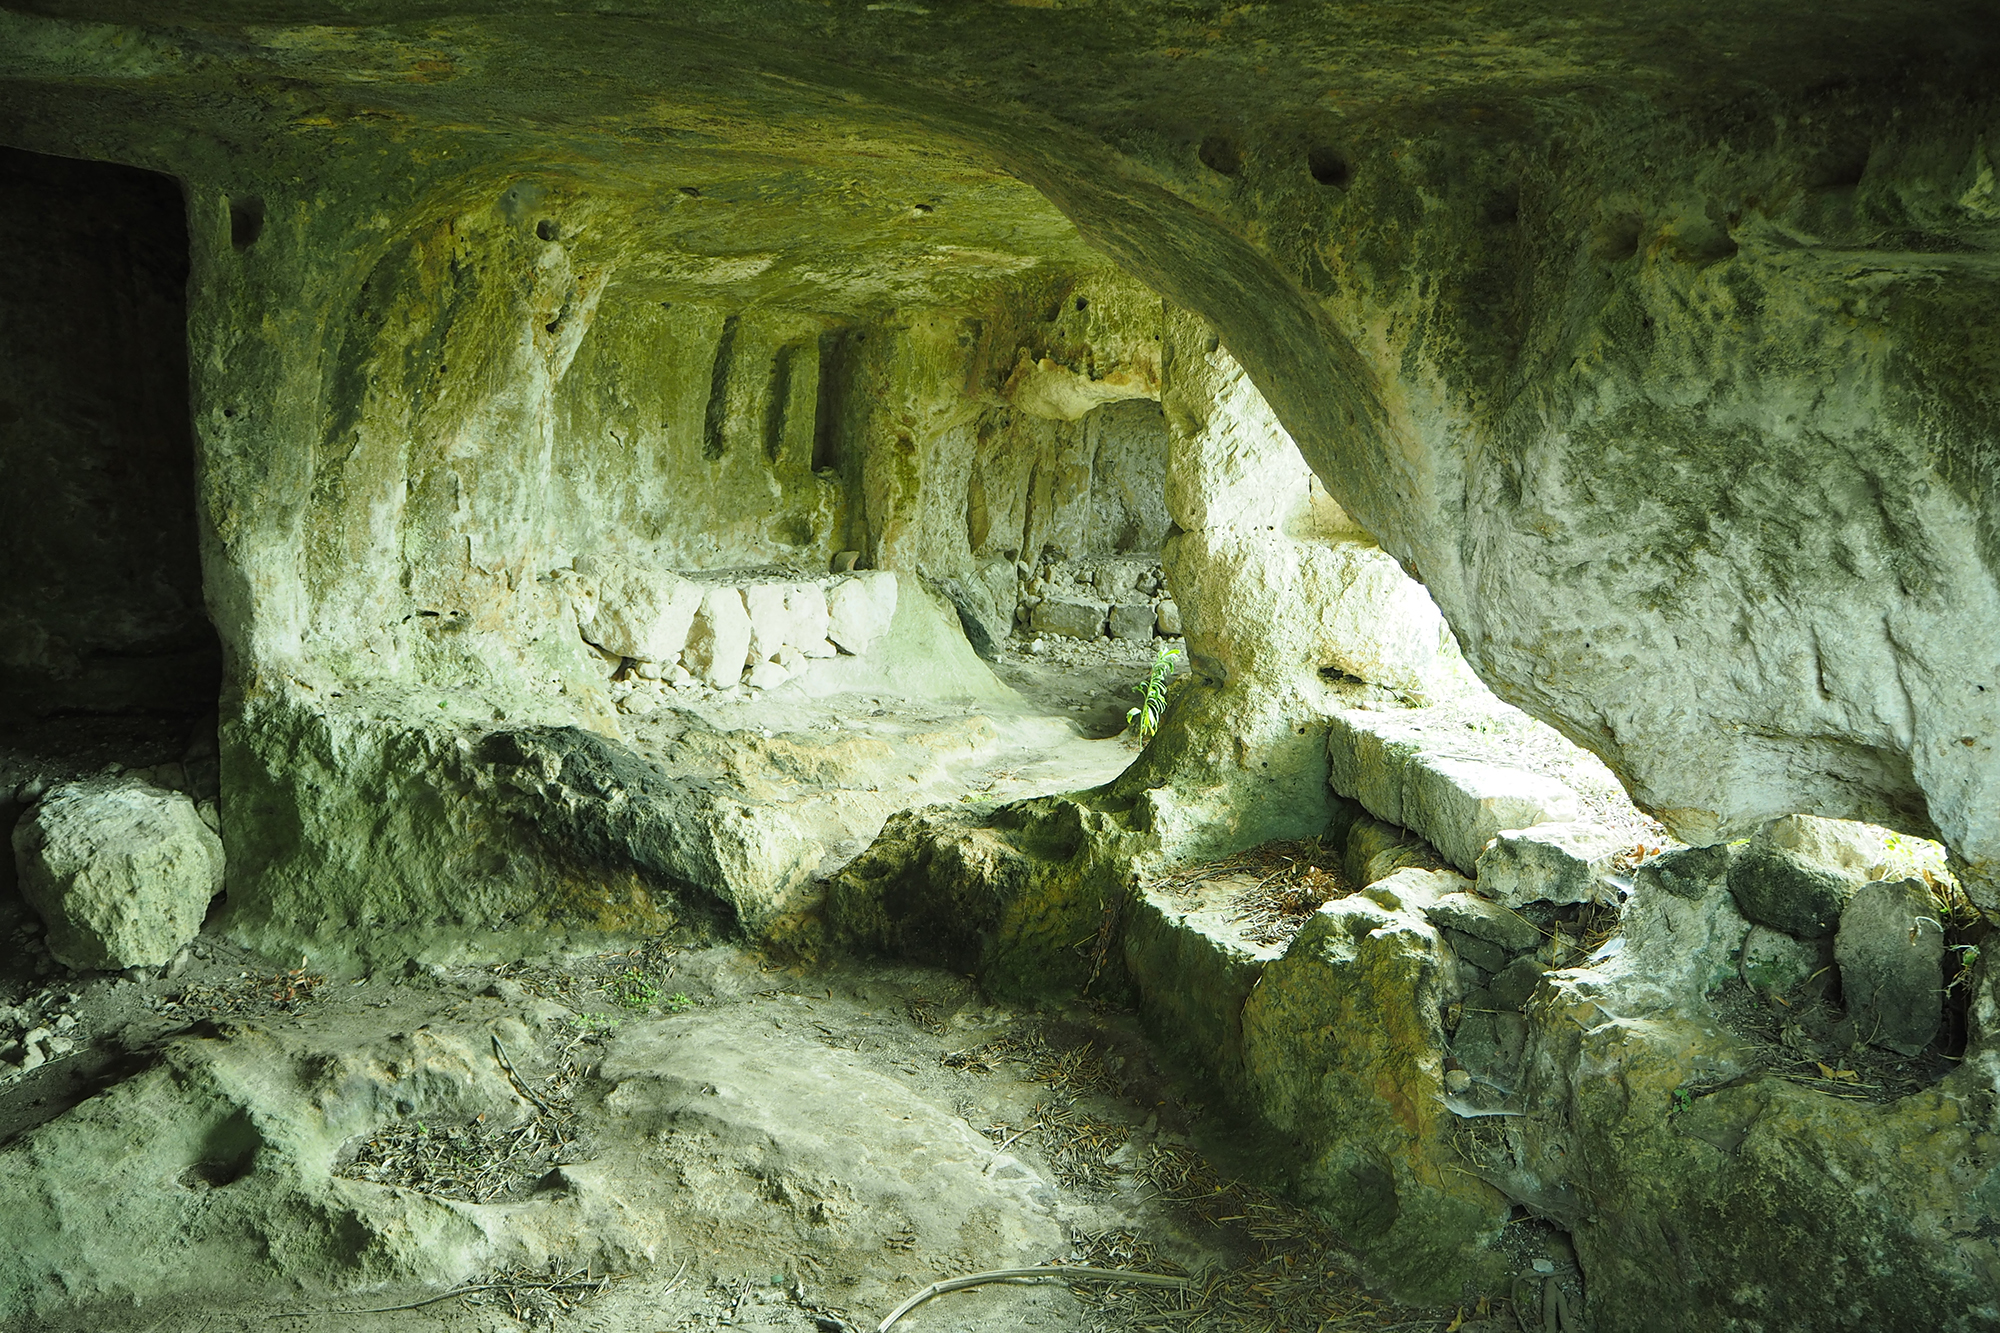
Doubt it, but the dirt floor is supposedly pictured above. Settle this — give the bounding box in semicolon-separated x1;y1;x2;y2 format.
0;899;1470;1333
0;636;1481;1333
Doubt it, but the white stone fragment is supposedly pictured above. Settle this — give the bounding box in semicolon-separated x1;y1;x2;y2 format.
1474;821;1624;908
12;777;224;970
742;584;794;660
575;554;704;663
684;586;754;688
825;570;898;655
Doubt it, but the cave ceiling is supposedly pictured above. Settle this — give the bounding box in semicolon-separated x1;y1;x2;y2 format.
4;1;1993;314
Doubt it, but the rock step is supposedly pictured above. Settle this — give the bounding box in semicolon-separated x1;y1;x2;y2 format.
1326;708;1581;876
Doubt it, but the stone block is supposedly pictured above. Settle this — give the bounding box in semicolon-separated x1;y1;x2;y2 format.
741;583;793;659
1443;928;1508;975
825;570;898;654
1635;843;1733;900
784;584;834;655
1361;866;1469;915
575;554;704;663
1240;895;1509;1298
1426;891;1542;953
1027;595;1107;639
1740;924;1828;996
13;777;224;970
1727;842;1854;939
684;585;753;688
1122;880;1285;1085
1108;601;1155;641
1327;709;1580;875
1344;815;1437;888
1836;878;1945;1056
1155;599;1183;636
1474;821;1622;908
1487;955;1547;1011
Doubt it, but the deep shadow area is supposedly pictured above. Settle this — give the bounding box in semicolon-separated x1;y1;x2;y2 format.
0;147;219;728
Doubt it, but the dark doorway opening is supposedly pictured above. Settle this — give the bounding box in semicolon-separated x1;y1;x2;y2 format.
0;147;220;733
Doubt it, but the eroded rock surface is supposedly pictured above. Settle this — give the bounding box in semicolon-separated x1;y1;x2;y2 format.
13;777;223;970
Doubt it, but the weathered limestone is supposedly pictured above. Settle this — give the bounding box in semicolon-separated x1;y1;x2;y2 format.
1474;821;1624;909
1726;842;1855;939
1122;879;1284;1086
1026;595;1106;640
1109;325;1487;860
576;555;704;664
827;796;1152;998
1835;878;1946;1056
1325;709;1582;876
1738;924;1826;996
13;777;224;970
684;586;753;689
1240;896;1509;1299
824;571;899;656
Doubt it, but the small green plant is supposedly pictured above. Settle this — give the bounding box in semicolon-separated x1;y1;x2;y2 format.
1947;943;1982;995
1669;1086;1692;1115
665;991;695;1014
1126;645;1181;741
605;965;660;1010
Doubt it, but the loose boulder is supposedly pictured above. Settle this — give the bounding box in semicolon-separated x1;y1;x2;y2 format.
1727;842;1854;939
1634;842;1732;900
825;570;899;654
12;777;224;969
1473;820;1621;908
575;554;703;663
684;586;753;687
1027;594;1107;640
1108;601;1155;641
1740;924;1828;997
1835;878;1946;1057
1326;709;1581;875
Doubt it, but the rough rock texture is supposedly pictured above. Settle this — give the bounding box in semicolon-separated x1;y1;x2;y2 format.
1739;924;1827;996
827;796;1152;998
1427;891;1543;954
1326;709;1582;875
596;1022;1061;1271
1835;877;1947;1056
824;571;899;656
685;586;753;689
12;777;225;970
1489;893;2000;1332
1342;814;1439;889
1240;896;1508;1300
1635;843;1735;901
1727;841;1857;939
575;554;704;664
1026;595;1106;640
5;0;1998;905
1474;821;1623;908
1121;879;1283;1086
1108;324;1486;861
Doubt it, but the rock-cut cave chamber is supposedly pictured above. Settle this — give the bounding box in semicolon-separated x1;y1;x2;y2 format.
2;5;1998;1331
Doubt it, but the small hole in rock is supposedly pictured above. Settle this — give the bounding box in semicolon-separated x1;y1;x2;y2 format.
1307;145;1351;189
535;218;559;242
1198;134;1242;176
1074;296;1088;312
228;196;265;251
